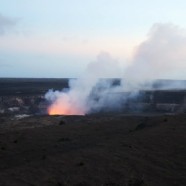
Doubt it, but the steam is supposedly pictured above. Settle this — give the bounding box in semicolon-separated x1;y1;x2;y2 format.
45;52;123;115
45;23;186;115
125;23;186;82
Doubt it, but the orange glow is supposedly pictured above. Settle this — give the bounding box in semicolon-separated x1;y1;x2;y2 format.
48;104;85;116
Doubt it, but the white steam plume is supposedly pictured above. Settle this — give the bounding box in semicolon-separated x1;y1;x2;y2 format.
45;52;123;115
125;23;186;84
45;23;186;115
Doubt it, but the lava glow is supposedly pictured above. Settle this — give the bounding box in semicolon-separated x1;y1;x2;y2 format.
46;90;86;116
48;104;85;115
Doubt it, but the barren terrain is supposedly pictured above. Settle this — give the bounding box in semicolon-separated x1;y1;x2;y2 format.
0;114;185;186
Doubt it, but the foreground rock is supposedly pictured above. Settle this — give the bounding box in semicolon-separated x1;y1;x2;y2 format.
0;114;185;186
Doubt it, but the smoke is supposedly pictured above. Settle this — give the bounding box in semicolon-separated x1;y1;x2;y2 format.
45;23;186;115
0;13;18;35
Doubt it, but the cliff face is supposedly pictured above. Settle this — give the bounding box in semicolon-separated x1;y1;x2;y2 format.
1;90;186;116
1;78;186;116
0;78;69;115
0;95;47;115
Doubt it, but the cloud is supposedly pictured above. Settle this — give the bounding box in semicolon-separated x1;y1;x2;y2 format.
0;13;18;35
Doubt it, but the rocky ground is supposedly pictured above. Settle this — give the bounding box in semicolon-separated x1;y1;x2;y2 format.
0;113;185;186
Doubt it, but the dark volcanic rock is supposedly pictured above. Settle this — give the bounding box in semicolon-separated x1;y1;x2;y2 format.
134;122;147;131
0;114;185;186
59;120;66;125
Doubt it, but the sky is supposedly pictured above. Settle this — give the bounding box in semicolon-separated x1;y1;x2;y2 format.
1;0;186;78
